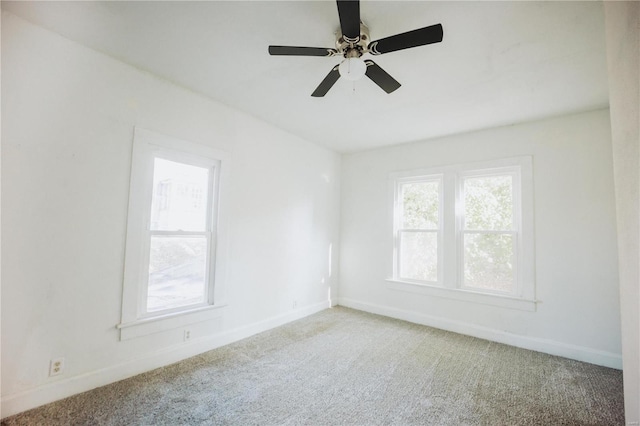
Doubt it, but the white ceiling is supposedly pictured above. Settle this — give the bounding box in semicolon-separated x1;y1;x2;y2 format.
2;1;609;153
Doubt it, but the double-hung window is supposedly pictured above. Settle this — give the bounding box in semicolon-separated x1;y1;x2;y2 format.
146;156;215;313
390;157;534;309
459;169;519;294
119;128;229;339
394;176;442;284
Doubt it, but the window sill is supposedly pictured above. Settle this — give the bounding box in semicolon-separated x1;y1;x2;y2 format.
385;279;538;312
117;303;228;340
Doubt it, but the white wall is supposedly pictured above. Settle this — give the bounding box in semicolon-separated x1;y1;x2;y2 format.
339;109;622;368
604;1;640;423
1;12;340;416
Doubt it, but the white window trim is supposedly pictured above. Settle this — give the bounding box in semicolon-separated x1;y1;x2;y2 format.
118;128;230;340
385;279;537;311
388;156;536;311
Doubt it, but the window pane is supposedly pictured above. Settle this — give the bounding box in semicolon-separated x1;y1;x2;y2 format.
464;175;513;230
150;158;209;231
401;181;439;229
463;233;514;292
399;231;438;282
147;236;208;312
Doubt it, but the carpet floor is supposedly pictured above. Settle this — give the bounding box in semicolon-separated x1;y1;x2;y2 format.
2;307;625;425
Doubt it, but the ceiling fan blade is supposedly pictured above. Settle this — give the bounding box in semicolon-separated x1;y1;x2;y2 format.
337;0;360;42
364;60;401;94
368;23;443;55
269;46;338;57
311;65;341;97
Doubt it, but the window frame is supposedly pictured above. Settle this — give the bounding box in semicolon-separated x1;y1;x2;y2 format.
140;152;218;317
118;128;229;340
392;174;444;285
388;156;535;311
457;167;521;297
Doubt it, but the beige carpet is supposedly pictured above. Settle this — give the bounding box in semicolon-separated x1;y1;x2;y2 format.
2;307;625;425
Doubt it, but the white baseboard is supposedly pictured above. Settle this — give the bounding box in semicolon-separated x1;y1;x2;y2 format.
1;300;330;419
337;297;622;370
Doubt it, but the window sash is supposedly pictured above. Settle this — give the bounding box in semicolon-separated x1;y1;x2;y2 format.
458;169;520;233
459;230;518;295
138;230;214;317
457;169;520;296
136;154;219;317
397;229;440;284
393;175;443;285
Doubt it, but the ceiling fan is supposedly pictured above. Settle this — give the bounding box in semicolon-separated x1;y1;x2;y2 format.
268;0;443;97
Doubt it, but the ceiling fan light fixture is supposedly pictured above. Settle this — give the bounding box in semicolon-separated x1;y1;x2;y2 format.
338;57;367;81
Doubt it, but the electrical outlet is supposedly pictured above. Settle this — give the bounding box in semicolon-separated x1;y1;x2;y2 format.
184;329;191;342
293;300;298;309
49;358;65;377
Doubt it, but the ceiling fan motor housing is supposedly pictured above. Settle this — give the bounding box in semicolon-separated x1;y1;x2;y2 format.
336;22;370;57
